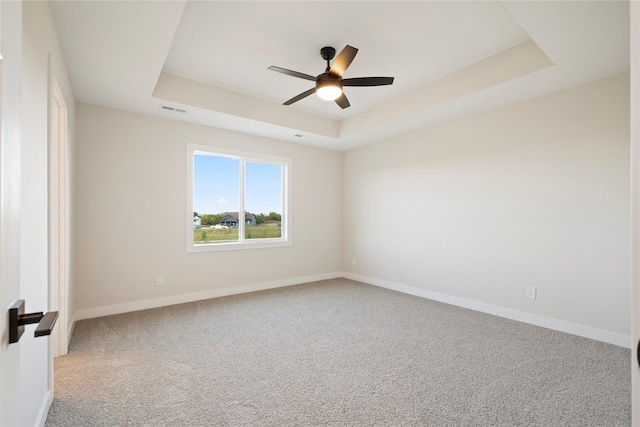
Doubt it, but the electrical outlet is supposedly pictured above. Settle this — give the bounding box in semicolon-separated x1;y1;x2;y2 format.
156;275;164;286
352;257;357;266
525;286;536;300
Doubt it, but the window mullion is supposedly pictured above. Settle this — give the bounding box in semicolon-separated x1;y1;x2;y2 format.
239;159;245;243
281;166;286;240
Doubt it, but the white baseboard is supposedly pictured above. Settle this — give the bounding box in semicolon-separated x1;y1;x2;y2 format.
343;272;632;349
35;389;52;427
74;272;343;321
67;317;75;347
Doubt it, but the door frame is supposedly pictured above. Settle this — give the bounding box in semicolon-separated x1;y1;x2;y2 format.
0;51;4;427
631;2;639;424
49;64;68;359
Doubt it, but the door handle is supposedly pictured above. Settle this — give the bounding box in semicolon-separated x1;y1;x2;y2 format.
8;300;58;344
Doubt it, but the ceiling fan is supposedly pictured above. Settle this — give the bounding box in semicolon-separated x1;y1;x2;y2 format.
268;45;394;109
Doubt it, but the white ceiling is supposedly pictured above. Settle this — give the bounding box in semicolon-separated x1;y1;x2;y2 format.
48;1;630;151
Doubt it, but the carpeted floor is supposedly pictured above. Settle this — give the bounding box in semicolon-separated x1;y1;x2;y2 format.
46;278;631;426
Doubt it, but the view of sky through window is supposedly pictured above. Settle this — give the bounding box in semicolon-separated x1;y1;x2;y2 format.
193;154;239;215
245;162;282;216
193;154;282;216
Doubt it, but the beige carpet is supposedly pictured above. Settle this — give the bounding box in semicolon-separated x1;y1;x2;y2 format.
46;278;631;426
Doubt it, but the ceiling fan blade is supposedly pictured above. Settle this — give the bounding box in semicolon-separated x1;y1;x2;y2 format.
330;45;358;77
342;77;395;87
283;88;316;105
268;66;316;82
335;93;350;109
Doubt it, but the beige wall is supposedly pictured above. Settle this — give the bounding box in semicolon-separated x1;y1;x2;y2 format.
74;104;342;313
343;73;631;339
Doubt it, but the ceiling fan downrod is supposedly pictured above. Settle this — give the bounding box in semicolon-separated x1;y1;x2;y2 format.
320;46;336;72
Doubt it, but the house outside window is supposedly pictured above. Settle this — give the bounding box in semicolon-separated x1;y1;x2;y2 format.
187;144;291;252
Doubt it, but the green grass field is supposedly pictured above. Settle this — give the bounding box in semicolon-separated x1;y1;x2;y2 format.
195;224;281;244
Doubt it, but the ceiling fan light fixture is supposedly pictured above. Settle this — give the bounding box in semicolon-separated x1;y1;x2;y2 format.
269;45;394;109
316;81;342;101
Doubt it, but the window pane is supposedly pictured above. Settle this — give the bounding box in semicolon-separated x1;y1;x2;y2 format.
245;162;282;240
193;154;239;244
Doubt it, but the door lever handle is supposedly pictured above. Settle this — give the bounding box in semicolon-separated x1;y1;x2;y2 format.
8;300;58;344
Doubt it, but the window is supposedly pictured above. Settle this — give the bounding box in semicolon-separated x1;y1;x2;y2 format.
187;144;291;252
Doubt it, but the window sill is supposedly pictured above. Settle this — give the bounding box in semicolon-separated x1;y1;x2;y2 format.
187;239;292;253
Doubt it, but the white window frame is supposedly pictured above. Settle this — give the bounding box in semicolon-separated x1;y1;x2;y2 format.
187;144;292;252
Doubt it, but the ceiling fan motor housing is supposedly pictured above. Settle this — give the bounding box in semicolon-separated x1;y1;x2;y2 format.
316;72;342;89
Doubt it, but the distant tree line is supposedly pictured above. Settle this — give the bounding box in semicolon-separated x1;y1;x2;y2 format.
200;213;223;226
255;212;281;224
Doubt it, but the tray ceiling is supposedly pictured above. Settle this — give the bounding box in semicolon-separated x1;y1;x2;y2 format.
49;1;630;151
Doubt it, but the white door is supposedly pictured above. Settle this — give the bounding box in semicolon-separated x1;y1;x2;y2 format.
0;2;23;424
1;1;54;424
